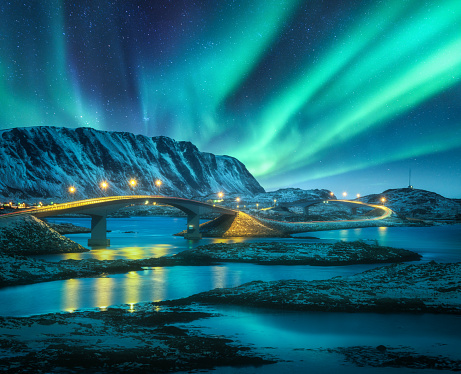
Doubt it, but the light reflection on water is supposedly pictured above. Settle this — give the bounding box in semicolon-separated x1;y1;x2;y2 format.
1;218;460;317
2;217;460;373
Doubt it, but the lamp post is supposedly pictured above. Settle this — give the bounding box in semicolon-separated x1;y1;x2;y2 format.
155;179;162;195
273;199;277;207
356;193;360;199
218;192;224;201
68;186;76;200
129;179;137;194
100;181;108;197
381;197;386;205
236;197;240;210
342;192;347;198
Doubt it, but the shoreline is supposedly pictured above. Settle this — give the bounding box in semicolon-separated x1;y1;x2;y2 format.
0;240;421;288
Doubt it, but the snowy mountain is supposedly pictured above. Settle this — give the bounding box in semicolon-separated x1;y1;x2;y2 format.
360;188;460;219
0;126;264;201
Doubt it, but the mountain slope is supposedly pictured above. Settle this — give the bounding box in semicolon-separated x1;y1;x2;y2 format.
0;126;264;200
361;188;460;219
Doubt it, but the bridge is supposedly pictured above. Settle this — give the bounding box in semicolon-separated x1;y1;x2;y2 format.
0;196;236;245
278;199;378;215
0;196;396;245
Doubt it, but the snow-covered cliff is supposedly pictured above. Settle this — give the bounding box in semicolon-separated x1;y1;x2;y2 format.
0;126;265;201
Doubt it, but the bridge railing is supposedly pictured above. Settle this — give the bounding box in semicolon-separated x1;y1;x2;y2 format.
0;195;236;219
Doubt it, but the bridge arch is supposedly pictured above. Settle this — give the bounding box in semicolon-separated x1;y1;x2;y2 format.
1;196;236;246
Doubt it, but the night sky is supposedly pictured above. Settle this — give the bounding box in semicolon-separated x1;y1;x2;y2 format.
1;1;460;197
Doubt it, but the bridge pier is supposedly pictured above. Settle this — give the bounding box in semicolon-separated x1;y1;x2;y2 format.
88;214;110;247
184;212;202;240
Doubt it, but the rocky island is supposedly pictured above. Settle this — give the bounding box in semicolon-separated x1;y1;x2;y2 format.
0;304;271;373
180;240;421;265
171;261;461;314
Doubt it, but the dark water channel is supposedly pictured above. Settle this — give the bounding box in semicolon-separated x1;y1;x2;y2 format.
1;217;460;373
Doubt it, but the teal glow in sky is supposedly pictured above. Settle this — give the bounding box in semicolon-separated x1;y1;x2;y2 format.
1;1;461;197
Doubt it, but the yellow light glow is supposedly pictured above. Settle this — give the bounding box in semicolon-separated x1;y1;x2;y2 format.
236;197;240;202
218;191;224;198
356;193;361;198
342;192;347;197
129;179;137;187
68;186;76;193
100;181;108;189
155;179;162;187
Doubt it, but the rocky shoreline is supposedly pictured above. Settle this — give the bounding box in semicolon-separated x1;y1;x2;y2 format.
0;304;271;373
181;240;422;265
0;253;216;288
0;240;422;288
165;261;461;314
0;215;87;255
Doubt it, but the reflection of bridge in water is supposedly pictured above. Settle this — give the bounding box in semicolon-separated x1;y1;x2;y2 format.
1;196;395;246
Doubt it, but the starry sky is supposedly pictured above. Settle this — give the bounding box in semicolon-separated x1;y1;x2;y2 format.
1;1;461;198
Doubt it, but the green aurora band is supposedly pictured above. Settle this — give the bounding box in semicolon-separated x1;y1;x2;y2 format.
1;0;460;193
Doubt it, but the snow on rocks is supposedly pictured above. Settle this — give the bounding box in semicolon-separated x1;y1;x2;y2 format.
178;261;461;314
0;215;87;255
0;305;271;373
180;240;421;265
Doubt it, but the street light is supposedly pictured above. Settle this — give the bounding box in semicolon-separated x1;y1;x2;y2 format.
100;181;108;196
129;179;137;194
218;192;224;200
342;192;347;198
381;197;386;205
356;193;360;199
155;179;162;195
68;186;76;200
256;203;259;210
273;199;277;207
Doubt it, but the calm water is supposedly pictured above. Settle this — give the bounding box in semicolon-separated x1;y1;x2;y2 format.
1;217;460;373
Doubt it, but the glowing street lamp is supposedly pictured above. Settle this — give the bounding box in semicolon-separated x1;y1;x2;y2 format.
273;199;277;207
256;203;259;210
155;179;162;195
129;179;137;194
381;197;386;205
356;193;361;199
330;191;334;197
342;192;347;198
100;181;108;196
68;186;76;200
218;191;224;200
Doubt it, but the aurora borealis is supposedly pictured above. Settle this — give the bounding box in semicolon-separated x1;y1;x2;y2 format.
1;1;460;197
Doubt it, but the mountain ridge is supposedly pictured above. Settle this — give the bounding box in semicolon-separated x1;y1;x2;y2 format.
0;126;264;200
